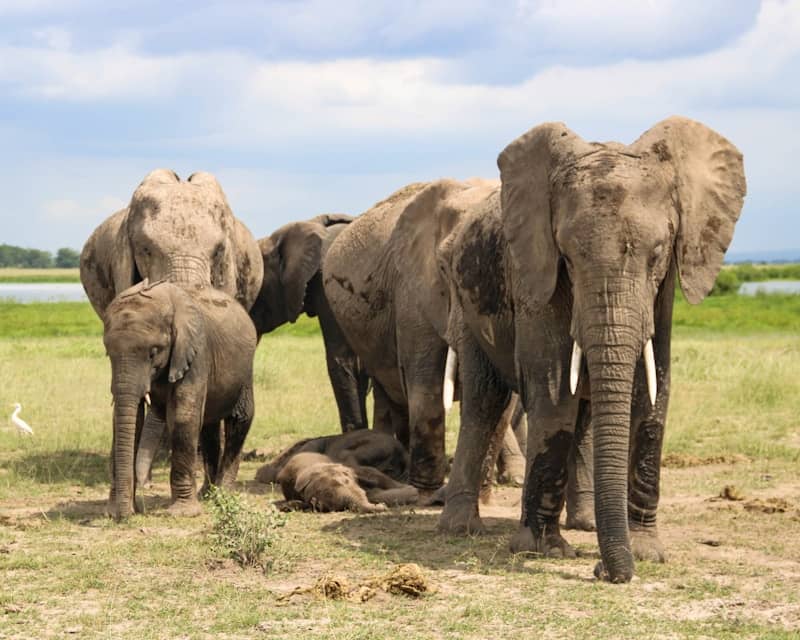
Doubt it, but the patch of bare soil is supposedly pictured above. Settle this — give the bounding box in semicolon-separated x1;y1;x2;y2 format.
662;453;751;468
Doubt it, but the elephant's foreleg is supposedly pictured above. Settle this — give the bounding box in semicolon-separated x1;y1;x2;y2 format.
438;335;510;535
510;393;579;558
627;273;673;563
166;386;205;517
565;399;595;531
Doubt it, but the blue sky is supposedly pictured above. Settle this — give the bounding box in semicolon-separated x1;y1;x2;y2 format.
0;0;797;254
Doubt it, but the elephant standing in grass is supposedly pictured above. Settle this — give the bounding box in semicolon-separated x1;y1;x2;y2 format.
249;214;369;432
429;117;744;582
103;280;256;519
80;169;263;490
323;183;593;519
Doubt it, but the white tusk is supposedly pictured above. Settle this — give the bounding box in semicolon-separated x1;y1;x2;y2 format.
443;347;457;412
569;342;583;395
144;392;151;407
643;339;657;406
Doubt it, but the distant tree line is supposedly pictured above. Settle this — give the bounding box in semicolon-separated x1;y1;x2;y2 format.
0;244;80;268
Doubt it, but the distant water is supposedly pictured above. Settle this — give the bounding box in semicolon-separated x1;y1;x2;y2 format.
0;283;87;303
738;280;800;295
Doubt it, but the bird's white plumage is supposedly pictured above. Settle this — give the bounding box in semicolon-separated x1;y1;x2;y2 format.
10;403;33;435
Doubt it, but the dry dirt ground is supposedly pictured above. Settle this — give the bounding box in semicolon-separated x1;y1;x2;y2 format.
1;456;799;639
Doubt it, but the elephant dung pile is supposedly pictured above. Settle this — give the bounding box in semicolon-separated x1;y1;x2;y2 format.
277;563;431;603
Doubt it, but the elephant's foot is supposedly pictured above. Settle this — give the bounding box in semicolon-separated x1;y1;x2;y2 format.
565;507;596;531
630;525;667;563
437;493;486;535
166;498;203;517
106;500;135;521
419;485;446;507
497;469;525;487
509;525;577;558
593;561;634;583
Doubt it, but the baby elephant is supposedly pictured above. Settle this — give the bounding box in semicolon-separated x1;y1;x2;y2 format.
103;279;257;519
276;452;418;513
255;429;409;485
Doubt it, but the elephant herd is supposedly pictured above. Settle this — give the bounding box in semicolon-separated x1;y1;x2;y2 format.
80;117;746;583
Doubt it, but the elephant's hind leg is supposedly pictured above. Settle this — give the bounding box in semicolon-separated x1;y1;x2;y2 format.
219;384;255;488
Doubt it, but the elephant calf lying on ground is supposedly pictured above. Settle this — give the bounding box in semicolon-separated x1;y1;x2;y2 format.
276;452;418;513
255;430;410;485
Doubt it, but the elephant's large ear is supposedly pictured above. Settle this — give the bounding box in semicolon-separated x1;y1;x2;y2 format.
168;289;204;383
630;116;746;304
392;180;470;338
80;208;138;318
498;123;593;306
278;222;325;322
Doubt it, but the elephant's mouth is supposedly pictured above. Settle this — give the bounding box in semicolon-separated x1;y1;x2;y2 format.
569;338;657;406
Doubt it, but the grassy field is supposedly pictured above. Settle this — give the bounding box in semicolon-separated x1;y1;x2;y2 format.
1;298;799;638
0;268;80;283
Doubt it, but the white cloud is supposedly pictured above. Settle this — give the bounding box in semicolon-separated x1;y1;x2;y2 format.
42;194;126;222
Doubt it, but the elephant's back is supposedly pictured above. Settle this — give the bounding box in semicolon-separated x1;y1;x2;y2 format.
323;183;429;321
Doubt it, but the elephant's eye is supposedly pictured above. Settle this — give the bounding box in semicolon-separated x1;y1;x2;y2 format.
149;346;159;360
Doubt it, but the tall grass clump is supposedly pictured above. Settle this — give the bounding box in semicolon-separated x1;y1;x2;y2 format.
206;486;286;570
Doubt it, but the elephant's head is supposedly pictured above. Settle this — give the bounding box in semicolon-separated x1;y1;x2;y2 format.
498;117;745;581
102;280;204;518
80;170;263;317
250;214;353;336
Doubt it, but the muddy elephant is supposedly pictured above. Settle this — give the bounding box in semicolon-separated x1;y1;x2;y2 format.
277;452;418;513
80;169;263;487
322;184;593;517
255;430;410;485
249;214;369;432
103;280;257;519
426;117;745;582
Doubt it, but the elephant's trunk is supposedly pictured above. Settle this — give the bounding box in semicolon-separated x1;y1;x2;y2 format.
585;340;636;582
112;394;143;519
576;278;647;583
109;355;149;519
166;254;211;287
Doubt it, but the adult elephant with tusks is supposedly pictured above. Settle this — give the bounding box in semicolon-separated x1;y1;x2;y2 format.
249;214;369;433
429;117;745;582
80;169;263;493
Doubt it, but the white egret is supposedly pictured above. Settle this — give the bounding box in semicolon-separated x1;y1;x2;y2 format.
10;403;33;435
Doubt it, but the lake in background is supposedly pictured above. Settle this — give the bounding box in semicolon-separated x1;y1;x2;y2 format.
2;281;799;302
738;280;800;295
0;283;87;303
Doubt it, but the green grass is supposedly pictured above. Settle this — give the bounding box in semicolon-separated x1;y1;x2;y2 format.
0;299;799;638
673;292;800;333
0;267;81;283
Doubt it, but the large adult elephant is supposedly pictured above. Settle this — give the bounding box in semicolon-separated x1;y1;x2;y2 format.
427;117;745;582
81;169;262;314
323;183;457;493
80;169;263;493
249;214;369;432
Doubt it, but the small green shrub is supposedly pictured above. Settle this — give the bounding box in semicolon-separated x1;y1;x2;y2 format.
206;486;286;570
